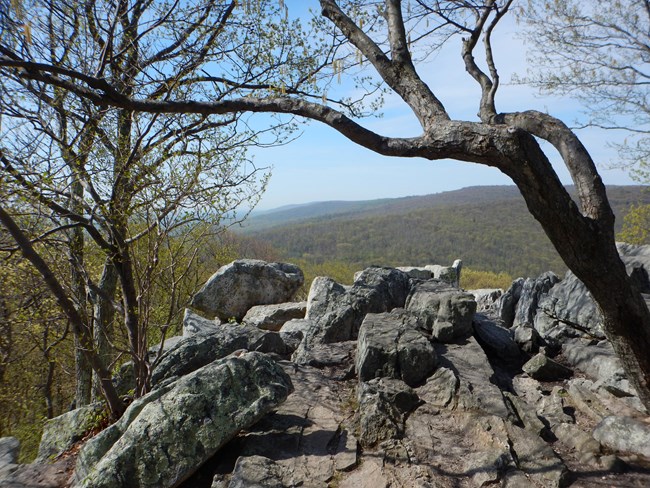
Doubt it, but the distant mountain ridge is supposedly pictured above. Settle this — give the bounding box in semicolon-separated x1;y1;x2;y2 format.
240;185;649;277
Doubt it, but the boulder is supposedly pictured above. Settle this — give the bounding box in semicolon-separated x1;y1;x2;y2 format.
522;353;572;381
243;302;306;331
405;281;476;342
36;403;104;463
151;324;286;387
396;266;432;280
495;277;525;327
593;416;650;459
278;318;313;353
74;352;293;488
356;310;437;387
182;309;220;337
190;260;304;321
0;437;19;478
416;367;458;408
512;272;560;328
223;456;286;488
424;261;460;287
470;288;503;313
358;378;420;447
472;313;522;363
512;324;545;353
296;268;412;359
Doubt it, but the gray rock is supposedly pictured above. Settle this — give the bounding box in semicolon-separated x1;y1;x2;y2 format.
406;281;476;342
296;268;412;359
554;423;601;457
182;308;220;337
416;367;458;408
191;260;304;321
0;437;19;467
396;266;432;280
534;270;605;340
617;242;650;292
562;338;635;396
243;302;306;331
356;310;437;387
278;318;313;353
512;272;560;328
151;323;286;387
293;340;357;370
495;277;525;327
435;337;509;418
36;403;104;463
593;416;650;458
358;378;420;447
470;288;503;312
472;313;521;362
504;392;548;437
522;353;572;381
74;352;293;488
226;456;286;488
425;261;461;287
512;324;545;353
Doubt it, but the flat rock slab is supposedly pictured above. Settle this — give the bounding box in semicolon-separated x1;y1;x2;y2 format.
243;302;307;331
74;352;293;488
593;416;650;459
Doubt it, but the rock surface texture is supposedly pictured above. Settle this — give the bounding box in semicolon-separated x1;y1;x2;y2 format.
190;259;304;321
6;256;650;488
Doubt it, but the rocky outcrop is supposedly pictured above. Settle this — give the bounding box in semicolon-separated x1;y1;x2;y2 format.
74;352;293;488
190;260;304;321
0;437;19;479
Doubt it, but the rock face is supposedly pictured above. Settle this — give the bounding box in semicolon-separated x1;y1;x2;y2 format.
190;260;304;321
74;352;293;488
593;416;650;459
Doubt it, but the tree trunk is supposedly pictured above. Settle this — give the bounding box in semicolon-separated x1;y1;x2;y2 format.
90;260;118;402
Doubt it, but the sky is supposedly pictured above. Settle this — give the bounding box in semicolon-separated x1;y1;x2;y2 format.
248;1;639;211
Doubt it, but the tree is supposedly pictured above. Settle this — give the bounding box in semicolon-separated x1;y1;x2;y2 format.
0;0;272;417
521;0;650;244
2;0;650;410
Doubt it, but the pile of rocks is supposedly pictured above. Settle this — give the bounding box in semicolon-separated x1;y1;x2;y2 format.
2;253;650;487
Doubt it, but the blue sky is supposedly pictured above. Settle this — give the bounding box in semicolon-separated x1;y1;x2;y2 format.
248;2;638;210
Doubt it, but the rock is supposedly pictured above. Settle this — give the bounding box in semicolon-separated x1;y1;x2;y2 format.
425;260;461;287
294;340;357;372
303;267;412;346
522;353;572;381
434;337;509;418
469;288;503;312
36;403;104;463
512;272;560;328
190;260;304;321
504;392;548;437
617;242;650;292
74;352;293;488
554;423;601;458
512;324;545;353
182;308;220;337
472;313;522;362
406;281;476;342
593;416;650;459
562;338;635;397
278;318;313;353
534;270;606;340
151;323;286;386
495;277;525;327
356;310;437;387
0;437;19;467
396;266;432;280
416;367;458;408
226;456;286;488
358;378;420;447
243;302;306;331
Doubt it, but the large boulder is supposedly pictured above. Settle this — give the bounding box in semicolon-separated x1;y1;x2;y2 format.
74;352;293;488
405;281;476;342
36;403;105;463
512;272;560;328
151;323;287;387
182;309;220;337
190;260;304;321
243;302;307;331
356;310;437;387
593;416;650;459
0;437;20;479
293;267;412;363
495;277;525;327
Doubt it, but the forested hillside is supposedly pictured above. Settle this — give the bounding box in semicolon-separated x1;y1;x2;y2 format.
245;185;649;278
